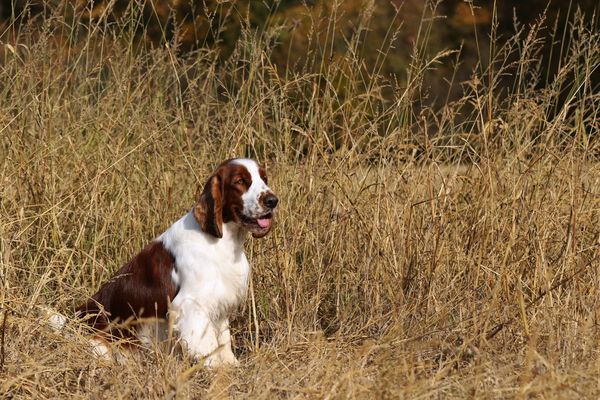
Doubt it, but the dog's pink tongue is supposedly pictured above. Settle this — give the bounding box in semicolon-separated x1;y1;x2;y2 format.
257;217;272;229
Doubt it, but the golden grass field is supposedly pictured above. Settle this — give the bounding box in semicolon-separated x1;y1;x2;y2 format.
1;2;599;398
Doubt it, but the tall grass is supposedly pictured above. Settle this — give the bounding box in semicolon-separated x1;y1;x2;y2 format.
1;1;599;398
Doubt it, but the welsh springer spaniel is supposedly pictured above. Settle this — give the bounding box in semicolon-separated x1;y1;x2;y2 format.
70;158;278;366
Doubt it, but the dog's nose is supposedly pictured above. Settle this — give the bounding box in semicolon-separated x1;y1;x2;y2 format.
264;194;278;210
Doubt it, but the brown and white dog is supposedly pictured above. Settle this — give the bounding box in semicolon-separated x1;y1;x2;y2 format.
54;158;277;366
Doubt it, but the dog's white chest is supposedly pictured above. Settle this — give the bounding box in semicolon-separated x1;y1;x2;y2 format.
160;215;251;319
171;250;250;318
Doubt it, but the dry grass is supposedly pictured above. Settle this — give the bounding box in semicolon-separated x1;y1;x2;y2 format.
1;2;600;398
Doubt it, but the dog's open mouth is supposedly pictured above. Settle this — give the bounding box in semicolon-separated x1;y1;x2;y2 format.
240;212;273;233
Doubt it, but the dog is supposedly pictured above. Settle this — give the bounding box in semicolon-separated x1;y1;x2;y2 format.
53;158;277;367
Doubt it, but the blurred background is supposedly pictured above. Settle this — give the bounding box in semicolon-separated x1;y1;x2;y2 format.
1;0;598;106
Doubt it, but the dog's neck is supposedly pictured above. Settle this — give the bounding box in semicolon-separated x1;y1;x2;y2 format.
219;221;247;254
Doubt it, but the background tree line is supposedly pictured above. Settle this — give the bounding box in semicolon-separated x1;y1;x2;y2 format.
1;0;597;127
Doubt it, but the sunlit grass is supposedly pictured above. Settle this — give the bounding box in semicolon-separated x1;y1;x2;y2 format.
1;1;599;398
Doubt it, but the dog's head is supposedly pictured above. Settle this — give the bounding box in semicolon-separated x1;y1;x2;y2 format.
194;158;278;238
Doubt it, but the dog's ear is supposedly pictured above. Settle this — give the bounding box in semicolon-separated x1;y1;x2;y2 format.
194;172;223;238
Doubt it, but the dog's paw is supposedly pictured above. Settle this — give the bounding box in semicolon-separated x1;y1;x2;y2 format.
41;308;67;332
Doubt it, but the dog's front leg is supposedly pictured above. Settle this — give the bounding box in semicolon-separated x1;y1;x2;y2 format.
214;318;239;365
172;300;220;366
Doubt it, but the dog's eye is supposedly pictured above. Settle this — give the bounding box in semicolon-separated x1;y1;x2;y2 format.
235;178;246;185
